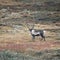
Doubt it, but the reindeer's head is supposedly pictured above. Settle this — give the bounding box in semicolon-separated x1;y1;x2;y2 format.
26;23;35;33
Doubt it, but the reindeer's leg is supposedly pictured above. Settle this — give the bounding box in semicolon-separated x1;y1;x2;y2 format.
32;35;35;41
39;35;42;41
40;34;43;41
40;34;45;41
43;36;45;41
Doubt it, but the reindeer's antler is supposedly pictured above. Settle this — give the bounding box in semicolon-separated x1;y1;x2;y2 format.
26;23;35;29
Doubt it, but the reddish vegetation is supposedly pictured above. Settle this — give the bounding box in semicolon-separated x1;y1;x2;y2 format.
0;40;60;52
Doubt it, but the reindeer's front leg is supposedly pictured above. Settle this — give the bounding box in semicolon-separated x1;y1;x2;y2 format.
40;34;45;41
32;35;35;41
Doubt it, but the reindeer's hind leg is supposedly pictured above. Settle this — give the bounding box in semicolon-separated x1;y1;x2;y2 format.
43;36;45;41
40;34;45;41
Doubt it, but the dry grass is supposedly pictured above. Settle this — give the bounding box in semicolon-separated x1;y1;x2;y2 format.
0;24;60;53
0;24;60;60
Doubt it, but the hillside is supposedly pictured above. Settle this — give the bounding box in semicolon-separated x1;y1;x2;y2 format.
0;0;60;5
0;0;60;11
0;0;60;60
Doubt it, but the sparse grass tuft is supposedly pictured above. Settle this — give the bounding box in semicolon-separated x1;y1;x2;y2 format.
0;49;60;60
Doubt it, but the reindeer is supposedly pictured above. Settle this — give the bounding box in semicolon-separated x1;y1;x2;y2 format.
26;23;46;41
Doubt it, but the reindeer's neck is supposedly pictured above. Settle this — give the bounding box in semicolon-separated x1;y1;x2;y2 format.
31;29;40;35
